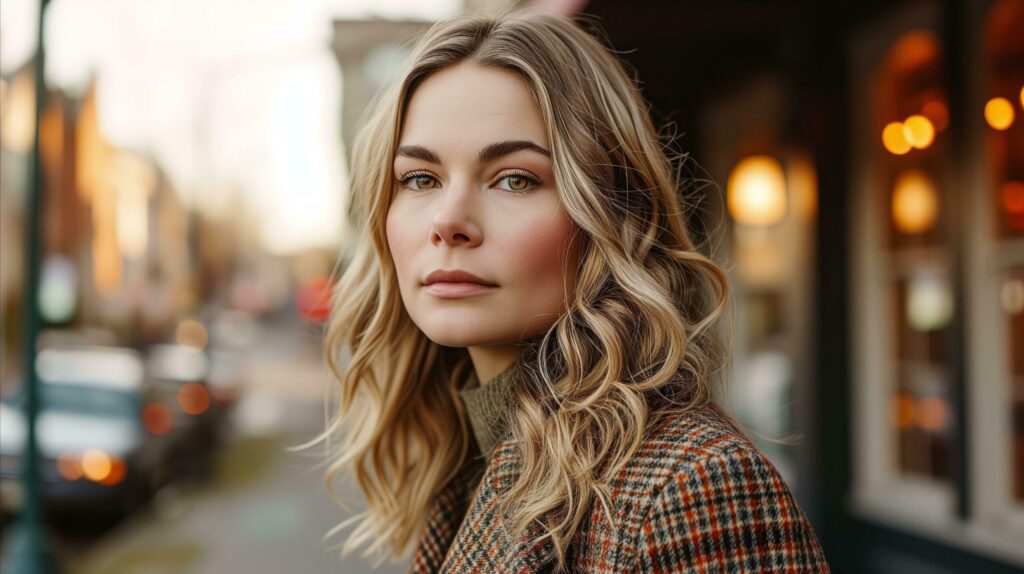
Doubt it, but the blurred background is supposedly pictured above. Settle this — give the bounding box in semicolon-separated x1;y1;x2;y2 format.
0;0;1020;573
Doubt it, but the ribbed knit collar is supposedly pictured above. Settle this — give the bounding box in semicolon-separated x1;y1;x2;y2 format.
457;362;520;462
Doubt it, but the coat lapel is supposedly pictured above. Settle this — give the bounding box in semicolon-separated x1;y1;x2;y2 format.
407;460;480;574
435;441;560;574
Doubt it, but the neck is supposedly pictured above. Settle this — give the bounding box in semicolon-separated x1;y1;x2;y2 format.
467;343;520;386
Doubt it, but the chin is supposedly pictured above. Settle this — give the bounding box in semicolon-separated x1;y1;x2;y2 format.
406;306;491;344
418;327;499;348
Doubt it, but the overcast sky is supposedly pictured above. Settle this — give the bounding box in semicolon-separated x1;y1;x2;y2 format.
1;0;459;253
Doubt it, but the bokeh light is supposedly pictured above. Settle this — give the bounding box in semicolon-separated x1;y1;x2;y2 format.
99;458;127;486
921;99;949;131
143;403;174;435
295;276;334;323
892;393;916;429
917;397;949;432
57;453;83;481
985;96;1015;130
176;319;209;350
0;72;36;153
907;272;953;332
178;382;211;415
882;122;912;155
726;155;788;226
1002;277;1024;315
903;115;935;149
892;169;939;234
1003;181;1024;215
81;449;113;482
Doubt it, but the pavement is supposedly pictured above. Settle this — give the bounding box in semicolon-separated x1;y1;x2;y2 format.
62;317;411;574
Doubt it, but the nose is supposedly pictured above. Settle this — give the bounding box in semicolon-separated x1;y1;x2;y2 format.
430;180;482;247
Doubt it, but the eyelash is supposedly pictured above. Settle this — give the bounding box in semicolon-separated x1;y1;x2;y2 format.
397;169;543;194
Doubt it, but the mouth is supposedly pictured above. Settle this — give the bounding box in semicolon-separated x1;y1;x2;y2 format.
422;281;498;299
421;269;498;299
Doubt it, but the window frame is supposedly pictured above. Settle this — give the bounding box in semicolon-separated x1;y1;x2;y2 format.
848;0;1024;566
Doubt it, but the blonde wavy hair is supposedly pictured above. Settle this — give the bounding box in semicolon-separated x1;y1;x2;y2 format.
313;9;732;571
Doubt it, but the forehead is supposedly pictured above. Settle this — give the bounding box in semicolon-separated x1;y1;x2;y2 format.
398;62;548;151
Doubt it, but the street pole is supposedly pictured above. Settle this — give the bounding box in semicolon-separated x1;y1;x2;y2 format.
0;0;59;571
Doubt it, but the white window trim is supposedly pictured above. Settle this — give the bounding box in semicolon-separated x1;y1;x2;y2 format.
848;1;1024;567
962;0;1024;559
848;0;955;528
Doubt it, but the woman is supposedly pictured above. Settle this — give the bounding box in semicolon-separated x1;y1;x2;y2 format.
317;9;829;573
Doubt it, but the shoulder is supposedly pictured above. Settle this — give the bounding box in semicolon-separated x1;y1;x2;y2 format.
607;404;789;520
621;404;766;489
619;405;830;572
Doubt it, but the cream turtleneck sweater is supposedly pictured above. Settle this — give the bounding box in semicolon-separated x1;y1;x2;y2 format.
457;362;520;462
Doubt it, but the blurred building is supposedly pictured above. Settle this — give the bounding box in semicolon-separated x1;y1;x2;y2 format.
0;72;309;396
576;0;1022;572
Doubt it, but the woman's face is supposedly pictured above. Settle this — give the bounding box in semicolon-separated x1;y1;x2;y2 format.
386;62;581;353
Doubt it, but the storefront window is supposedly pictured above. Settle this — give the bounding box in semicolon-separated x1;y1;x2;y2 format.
873;30;953;484
985;0;1024;510
849;0;1024;564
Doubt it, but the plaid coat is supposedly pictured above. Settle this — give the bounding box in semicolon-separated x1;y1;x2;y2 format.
407;406;829;573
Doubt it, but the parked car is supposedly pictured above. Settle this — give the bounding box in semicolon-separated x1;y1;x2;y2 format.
140;339;228;478
0;345;183;519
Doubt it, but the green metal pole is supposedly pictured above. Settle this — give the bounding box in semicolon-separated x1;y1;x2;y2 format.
0;0;59;571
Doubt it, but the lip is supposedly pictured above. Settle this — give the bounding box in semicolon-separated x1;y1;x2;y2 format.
422;269;497;299
423;269;497;287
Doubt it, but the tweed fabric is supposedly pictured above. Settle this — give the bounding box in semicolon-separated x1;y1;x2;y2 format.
407;405;829;573
457;363;519;464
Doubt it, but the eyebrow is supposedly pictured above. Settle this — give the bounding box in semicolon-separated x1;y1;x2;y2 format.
394;140;551;165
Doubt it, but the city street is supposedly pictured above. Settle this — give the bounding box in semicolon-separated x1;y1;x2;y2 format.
60;318;409;574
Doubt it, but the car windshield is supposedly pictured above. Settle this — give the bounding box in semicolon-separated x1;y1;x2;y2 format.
8;383;138;418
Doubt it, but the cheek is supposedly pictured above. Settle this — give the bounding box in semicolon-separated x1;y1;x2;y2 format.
385;207;416;279
505;213;578;289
